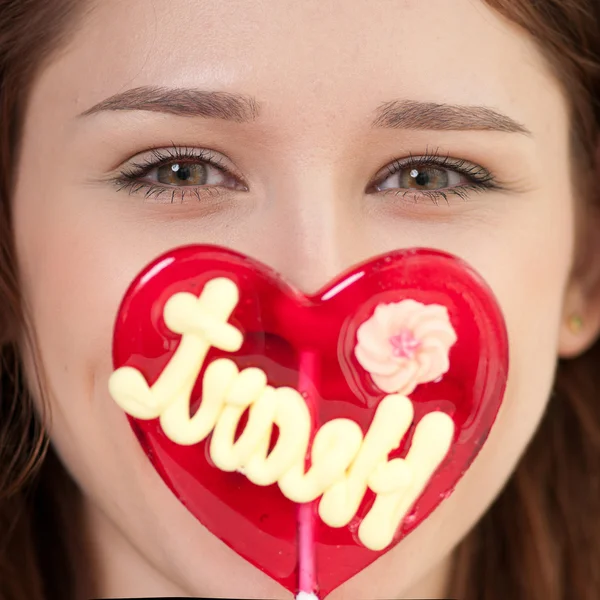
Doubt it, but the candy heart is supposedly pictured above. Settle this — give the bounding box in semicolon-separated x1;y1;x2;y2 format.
110;246;508;598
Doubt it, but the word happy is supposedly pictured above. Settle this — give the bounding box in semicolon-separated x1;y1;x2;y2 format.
108;278;455;551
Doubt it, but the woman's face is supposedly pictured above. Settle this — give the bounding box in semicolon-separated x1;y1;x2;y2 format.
12;0;600;597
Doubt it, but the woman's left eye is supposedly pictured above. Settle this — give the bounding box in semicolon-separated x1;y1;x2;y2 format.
367;154;499;202
374;166;467;192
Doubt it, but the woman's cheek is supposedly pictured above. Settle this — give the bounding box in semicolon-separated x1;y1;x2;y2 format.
474;218;571;474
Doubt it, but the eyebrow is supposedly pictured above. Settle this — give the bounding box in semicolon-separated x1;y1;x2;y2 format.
79;86;260;122
80;86;531;136
372;100;531;135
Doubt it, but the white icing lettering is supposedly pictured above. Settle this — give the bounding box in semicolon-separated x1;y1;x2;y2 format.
109;278;455;550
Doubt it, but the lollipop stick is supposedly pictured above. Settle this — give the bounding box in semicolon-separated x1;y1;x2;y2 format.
296;350;320;600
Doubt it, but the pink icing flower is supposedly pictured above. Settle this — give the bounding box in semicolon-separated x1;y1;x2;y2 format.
354;300;457;395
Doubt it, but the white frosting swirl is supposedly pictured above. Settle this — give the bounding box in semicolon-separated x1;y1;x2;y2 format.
354;300;457;395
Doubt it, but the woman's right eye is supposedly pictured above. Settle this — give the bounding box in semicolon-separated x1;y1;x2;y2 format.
146;160;238;188
113;147;247;203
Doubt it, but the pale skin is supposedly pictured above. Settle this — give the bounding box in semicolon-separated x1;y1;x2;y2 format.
11;0;600;598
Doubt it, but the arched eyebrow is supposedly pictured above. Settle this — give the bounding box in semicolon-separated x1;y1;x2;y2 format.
79;86;260;122
79;85;531;136
372;99;531;135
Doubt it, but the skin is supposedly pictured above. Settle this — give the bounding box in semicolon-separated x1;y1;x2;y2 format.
11;0;600;597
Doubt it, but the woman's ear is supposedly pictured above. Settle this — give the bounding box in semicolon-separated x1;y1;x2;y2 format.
559;137;600;359
559;285;600;358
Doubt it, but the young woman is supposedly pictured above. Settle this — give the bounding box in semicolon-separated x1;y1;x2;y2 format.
1;0;600;598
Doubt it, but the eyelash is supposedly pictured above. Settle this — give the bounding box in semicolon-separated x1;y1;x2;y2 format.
369;148;502;205
111;145;502;205
112;146;242;203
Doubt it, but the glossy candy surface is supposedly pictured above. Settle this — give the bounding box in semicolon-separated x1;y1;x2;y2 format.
112;245;509;597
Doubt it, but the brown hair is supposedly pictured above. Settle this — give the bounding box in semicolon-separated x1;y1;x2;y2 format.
0;3;93;599
0;1;599;599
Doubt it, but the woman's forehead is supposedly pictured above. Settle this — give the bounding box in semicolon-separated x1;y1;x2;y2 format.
33;0;564;136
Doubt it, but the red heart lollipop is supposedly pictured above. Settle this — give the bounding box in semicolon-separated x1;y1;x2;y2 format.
109;246;508;598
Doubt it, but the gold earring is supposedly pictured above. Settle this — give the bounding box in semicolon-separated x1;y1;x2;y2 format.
568;314;584;334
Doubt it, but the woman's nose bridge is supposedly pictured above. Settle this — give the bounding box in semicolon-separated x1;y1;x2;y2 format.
254;186;368;294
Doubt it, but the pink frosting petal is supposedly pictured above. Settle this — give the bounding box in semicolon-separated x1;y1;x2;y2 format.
388;299;422;332
372;303;394;334
414;320;457;346
355;345;404;376
356;322;391;361
419;337;451;359
414;351;432;381
374;360;419;394
418;345;450;379
406;304;447;330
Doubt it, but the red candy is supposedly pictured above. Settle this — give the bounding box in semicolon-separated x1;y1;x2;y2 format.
111;245;508;597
